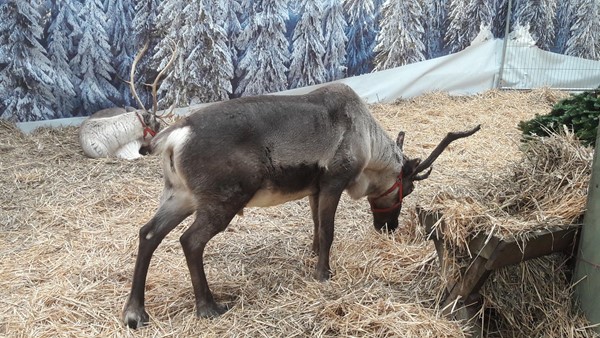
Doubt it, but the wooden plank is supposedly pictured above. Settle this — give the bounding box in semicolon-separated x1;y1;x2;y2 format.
443;256;492;312
417;207;581;337
416;208;457;292
468;232;502;260
416;207;444;240
485;227;579;270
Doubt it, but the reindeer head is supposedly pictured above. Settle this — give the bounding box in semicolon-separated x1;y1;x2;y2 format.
369;125;481;232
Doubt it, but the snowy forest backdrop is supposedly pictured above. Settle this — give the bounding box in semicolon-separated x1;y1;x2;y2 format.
1;0;599;122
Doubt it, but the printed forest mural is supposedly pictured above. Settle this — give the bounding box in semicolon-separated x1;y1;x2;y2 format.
0;0;599;122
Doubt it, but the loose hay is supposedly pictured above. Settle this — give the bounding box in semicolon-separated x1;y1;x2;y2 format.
0;90;595;337
426;130;593;250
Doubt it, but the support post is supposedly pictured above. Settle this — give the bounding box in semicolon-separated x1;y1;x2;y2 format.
574;125;600;332
495;0;513;89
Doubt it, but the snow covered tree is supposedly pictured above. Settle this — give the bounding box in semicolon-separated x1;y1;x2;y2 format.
555;1;574;53
565;0;600;60
235;0;290;96
153;0;233;107
222;0;243;66
345;0;376;76
445;0;494;53
322;0;347;82
0;0;57;121
492;0;509;38
131;0;161;108
288;0;327;88
512;0;557;51
423;0;448;59
217;0;243;95
374;0;426;71
70;0;119;114
105;0;136;107
132;0;161;49
46;0;81;117
183;0;234;103
445;0;467;53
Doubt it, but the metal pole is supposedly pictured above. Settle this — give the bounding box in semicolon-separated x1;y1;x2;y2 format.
496;0;513;89
575;124;600;333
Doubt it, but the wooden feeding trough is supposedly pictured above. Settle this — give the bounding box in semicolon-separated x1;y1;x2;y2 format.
416;206;581;336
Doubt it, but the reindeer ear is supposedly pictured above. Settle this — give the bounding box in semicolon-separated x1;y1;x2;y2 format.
143;113;152;125
403;158;421;176
396;132;405;149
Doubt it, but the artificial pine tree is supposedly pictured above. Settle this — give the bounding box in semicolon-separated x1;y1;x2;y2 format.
288;0;327;88
374;0;426;71
71;0;120;114
344;0;376;76
0;0;57;121
47;0;80;117
322;0;348;82
235;0;290;96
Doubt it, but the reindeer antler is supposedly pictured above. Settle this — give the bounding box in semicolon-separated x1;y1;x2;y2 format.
150;42;179;117
412;125;481;179
129;41;150;111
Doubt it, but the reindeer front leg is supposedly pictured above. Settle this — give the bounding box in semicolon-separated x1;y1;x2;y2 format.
313;184;345;281
309;194;320;254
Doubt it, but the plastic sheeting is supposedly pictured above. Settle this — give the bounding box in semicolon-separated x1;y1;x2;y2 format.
276;39;503;103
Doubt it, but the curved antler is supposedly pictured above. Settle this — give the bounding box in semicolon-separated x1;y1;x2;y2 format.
412;125;481;177
129;41;150;111
413;166;433;181
150;42;179;117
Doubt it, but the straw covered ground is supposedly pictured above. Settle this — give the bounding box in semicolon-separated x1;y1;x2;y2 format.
1;89;597;337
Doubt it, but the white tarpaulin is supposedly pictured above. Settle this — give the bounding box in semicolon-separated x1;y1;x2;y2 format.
15;38;600;133
276;39;503;103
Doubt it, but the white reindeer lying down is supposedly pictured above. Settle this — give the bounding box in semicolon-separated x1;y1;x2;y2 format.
79;107;161;160
78;41;175;160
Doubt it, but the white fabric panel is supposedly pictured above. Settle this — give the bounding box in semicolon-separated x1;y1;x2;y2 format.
275;39;503;103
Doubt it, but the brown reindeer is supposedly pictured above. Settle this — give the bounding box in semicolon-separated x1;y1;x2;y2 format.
122;83;480;328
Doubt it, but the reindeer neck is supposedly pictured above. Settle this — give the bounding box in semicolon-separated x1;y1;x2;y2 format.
347;123;403;200
368;136;403;193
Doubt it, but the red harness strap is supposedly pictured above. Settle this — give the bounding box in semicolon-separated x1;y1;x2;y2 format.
135;112;157;138
370;173;404;213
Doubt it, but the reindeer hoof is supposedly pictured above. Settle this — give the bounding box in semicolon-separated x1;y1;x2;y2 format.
196;302;228;318
123;307;149;329
313;269;331;282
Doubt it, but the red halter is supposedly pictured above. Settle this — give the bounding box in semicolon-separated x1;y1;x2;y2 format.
369;172;404;213
135;112;157;139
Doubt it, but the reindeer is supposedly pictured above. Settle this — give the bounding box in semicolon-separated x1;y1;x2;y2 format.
78;43;176;160
122;83;480;328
